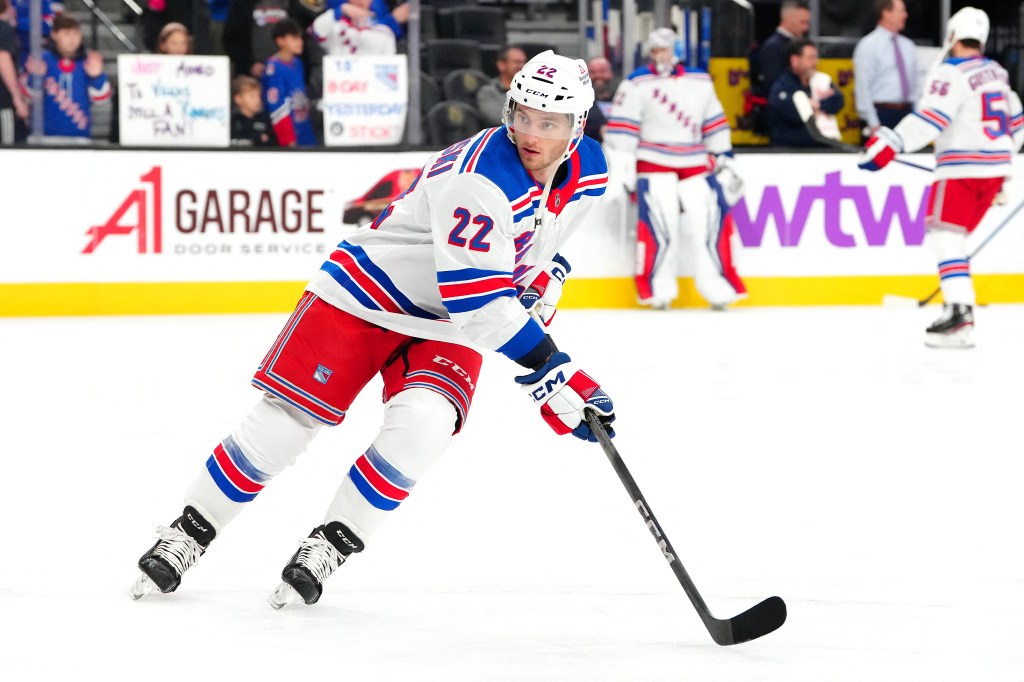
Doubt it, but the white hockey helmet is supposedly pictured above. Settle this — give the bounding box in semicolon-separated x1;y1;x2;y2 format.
645;27;677;54
944;7;989;52
502;50;595;162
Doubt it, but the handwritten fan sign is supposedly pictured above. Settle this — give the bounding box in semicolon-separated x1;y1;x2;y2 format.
323;55;408;146
118;54;231;147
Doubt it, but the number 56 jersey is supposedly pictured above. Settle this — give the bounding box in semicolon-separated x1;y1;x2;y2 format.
306;127;608;362
896;56;1024;180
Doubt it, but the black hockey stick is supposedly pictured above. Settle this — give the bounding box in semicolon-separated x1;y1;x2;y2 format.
883;196;1024;306
790;90;933;173
584;411;786;645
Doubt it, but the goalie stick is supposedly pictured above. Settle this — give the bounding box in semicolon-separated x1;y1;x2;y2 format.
584;411;787;645
790;90;933;173
882;196;1024;307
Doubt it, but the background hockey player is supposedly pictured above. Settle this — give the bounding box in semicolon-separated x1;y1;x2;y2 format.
859;6;1024;348
604;27;746;311
131;50;616;609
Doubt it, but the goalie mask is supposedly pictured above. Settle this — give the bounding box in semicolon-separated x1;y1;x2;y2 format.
503;50;595;163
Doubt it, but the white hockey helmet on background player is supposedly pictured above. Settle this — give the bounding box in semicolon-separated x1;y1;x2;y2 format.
645;27;679;72
941;7;989;56
503;50;595;162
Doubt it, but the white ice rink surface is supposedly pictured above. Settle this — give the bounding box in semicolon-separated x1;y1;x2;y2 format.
2;305;1023;680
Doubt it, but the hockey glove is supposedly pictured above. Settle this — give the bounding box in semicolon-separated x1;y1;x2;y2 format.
515;352;615;442
709;154;745;208
858;127;903;171
518;254;571;327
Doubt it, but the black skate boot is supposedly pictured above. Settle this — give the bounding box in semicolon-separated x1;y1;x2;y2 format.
130;506;216;600
267;521;364;609
925;303;975;348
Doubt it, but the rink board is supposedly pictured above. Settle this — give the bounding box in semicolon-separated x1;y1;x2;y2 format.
2;148;1023;315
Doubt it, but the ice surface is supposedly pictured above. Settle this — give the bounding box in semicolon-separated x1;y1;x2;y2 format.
2;306;1022;680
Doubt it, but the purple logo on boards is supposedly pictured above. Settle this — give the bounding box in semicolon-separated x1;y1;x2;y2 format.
732;172;931;248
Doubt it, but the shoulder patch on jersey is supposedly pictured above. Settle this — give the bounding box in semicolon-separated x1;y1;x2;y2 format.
461;129;536;205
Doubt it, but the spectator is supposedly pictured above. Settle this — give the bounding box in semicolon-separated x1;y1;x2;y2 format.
0;0;28;143
208;0;229;54
224;0;290;79
231;74;277;146
589;57;618;104
142;0;209;54
476;44;526;126
751;1;810;100
767;38;843;147
12;0;57;66
24;13;110;142
110;22;191;144
262;18;316;146
310;0;407;56
157;21;191;55
584;56;617;142
853;0;917;138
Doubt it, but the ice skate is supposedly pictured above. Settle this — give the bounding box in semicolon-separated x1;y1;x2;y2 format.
131;506;216;599
924;303;975;348
268;521;364;609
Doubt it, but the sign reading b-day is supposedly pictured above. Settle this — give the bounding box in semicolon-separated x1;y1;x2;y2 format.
322;55;408;146
117;54;231;147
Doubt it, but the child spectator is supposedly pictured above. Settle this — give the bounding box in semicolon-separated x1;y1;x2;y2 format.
157;21;191;55
230;73;276;146
262;18;315;146
24;13;109;141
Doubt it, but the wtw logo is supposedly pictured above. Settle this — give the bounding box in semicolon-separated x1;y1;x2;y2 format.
82;167;163;254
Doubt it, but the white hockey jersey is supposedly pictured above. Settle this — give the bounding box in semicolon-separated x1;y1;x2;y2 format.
310;7;396;56
895;56;1024;180
306;129;608;363
604;63;732;170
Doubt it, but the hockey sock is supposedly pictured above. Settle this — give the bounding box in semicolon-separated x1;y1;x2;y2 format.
185;395;322;532
927;227;975;306
325;389;456;541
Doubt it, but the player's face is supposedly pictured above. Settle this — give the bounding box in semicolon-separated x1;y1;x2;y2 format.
52;28;82;58
510;105;574;173
650;46;673;68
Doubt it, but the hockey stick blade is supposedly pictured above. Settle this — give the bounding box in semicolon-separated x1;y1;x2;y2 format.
791;91;932;173
585;411;787;645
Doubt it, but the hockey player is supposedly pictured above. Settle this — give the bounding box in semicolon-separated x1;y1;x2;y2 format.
604;27;746;310
131;51;616;608
859;7;1024;348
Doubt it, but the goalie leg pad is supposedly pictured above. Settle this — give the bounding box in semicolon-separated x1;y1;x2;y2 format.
679;175;744;307
635;172;680;306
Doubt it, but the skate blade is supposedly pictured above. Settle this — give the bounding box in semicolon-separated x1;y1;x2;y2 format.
130;573;158;600
925;330;975;348
267;582;304;610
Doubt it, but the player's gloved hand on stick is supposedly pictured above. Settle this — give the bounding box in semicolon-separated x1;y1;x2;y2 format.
858;127;903;171
518;254;571;327
515;351;615;442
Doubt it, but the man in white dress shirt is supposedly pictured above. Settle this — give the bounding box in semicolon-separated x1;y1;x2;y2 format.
853;0;919;138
